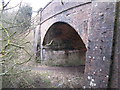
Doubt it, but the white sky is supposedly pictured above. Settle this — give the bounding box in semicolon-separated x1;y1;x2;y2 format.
1;0;119;11
3;0;51;11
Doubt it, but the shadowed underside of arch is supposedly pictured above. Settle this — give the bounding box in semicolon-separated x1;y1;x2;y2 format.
43;22;86;51
42;22;87;66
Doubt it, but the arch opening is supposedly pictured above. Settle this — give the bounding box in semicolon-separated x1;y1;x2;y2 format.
42;22;87;66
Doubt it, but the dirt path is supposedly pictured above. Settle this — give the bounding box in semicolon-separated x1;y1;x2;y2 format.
32;66;85;73
29;65;85;88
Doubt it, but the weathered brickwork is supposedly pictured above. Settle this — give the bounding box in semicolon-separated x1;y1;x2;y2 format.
40;1;91;66
84;2;116;88
35;0;120;88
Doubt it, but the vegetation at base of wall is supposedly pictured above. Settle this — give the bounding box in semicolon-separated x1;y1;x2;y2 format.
42;58;85;67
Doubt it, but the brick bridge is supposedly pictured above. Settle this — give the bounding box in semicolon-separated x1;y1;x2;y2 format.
34;0;119;88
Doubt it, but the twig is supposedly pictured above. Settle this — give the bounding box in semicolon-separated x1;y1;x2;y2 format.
0;24;10;38
0;56;32;76
15;56;32;65
1;0;22;11
45;40;54;46
9;43;24;48
3;0;11;9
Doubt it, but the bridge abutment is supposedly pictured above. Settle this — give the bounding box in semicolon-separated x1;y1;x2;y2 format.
35;0;119;88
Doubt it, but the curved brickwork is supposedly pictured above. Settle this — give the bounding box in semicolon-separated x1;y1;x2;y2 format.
36;0;119;88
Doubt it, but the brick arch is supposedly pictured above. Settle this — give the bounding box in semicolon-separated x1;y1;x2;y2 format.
41;21;87;66
41;21;87;49
42;21;87;50
38;1;117;88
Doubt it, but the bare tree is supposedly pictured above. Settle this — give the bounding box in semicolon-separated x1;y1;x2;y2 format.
0;0;35;88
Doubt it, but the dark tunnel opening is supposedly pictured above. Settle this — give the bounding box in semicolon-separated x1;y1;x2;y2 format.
42;22;87;66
